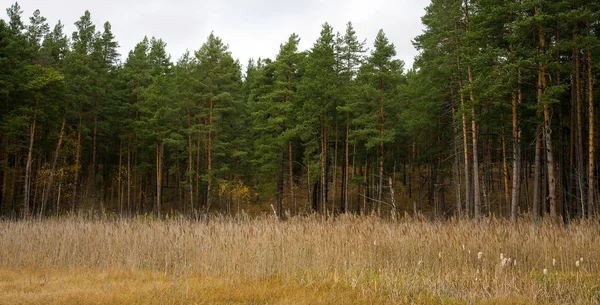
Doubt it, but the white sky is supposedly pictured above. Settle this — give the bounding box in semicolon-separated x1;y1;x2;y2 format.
11;0;428;71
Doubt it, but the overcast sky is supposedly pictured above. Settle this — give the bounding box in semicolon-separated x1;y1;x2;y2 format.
13;0;428;71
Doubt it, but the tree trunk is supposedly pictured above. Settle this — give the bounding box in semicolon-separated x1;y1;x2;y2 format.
510;70;522;221
40;101;68;219
196;128;201;211
1;136;8;215
91;106;98;199
456;53;471;218
188;135;194;216
118;139;122;215
127;144;132;216
289;142;295;217
332;123;338;215
206;97;214;214
187;111;195;216
277;151;284;218
320;119;327;215
575;44;586;218
468;66;481;219
586;28;595;217
23;93;40;219
72;108;82;213
341;122;347;214
533;127;542;220
501;124;509;217
156;139;163;218
451;102;463;218
537;16;557;221
378;79;385;216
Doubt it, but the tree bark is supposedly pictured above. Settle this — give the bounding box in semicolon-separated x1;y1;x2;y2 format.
40;101;68;219
320;119;327;215
341;120;349;214
0;136;7;215
156;139;163;217
206;96;214;214
468;66;481;219
277;151;284;218
289;142;296;217
91;105;98;199
510;69;522;222
23;93;40;219
127;144;132;216
118;139;122;215
533;127;542;220
586;22;595;217
187;111;194;216
501;124;509;218
378;78;385;216
537;14;557;221
451;101;462;218
333;123;338;215
196;128;202;211
575;44;586;218
456;52;471;218
72;108;82;213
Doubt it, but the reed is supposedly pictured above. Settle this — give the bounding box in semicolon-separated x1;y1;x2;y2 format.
0;215;598;304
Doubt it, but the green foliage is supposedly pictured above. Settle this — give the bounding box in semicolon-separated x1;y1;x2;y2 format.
1;1;598;218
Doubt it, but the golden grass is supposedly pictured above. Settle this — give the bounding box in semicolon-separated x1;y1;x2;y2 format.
0;215;599;304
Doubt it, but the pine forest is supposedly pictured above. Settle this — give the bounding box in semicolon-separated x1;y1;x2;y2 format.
1;1;599;223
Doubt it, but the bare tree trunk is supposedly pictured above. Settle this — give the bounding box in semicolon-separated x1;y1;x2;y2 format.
533;127;542;220
388;177;396;218
1;136;7;215
40;101;68;218
451;103;462;218
586;27;595;217
456;53;471;218
187;111;194;216
206;97;214;214
91;105;98;199
537;16;557;221
118;139;122;215
320;119;327;215
569;64;577;219
156;140;163;217
188;134;194;216
333;123;338;215
72;108;82;213
501;124;509;217
575;44;586;218
468;66;481;219
196;129;201;211
289;142;295;216
341;119;349;213
277;152;284;218
23;93;40;219
510;70;522;221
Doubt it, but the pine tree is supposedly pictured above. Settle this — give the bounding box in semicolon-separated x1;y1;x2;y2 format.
297;23;339;213
194;33;242;213
358;29;404;215
335;22;366;214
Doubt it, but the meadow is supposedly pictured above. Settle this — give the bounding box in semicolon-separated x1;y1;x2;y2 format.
0;215;598;304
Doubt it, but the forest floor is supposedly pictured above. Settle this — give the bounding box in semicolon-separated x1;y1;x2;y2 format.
0;216;598;304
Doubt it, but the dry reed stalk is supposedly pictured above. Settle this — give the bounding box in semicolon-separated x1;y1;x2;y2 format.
0;216;598;304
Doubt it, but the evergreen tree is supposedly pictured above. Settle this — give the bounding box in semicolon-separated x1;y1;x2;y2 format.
194;33;243;212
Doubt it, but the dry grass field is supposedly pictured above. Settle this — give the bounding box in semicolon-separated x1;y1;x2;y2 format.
0;215;599;304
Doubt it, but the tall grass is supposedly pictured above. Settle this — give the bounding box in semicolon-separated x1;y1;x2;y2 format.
0;216;599;304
